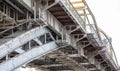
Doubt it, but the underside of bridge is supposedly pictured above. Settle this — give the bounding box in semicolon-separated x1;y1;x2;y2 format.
0;0;119;71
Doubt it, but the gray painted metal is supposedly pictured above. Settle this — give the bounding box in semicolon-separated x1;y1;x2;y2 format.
0;27;49;59
15;48;25;54
33;38;43;45
0;41;58;71
0;31;26;45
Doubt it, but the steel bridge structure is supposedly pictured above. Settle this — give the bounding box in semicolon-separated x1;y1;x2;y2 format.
0;0;119;71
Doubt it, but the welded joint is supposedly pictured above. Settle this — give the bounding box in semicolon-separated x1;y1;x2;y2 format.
82;42;91;48
44;0;59;10
48;32;55;41
75;34;87;43
33;38;43;45
15;48;25;54
70;26;80;34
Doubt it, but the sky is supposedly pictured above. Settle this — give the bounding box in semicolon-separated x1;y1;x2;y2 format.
85;0;120;66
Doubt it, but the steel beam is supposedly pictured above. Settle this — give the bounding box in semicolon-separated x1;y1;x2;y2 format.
0;41;58;71
44;0;59;10
75;35;87;43
70;26;80;34
15;48;25;54
5;0;24;14
0;27;49;59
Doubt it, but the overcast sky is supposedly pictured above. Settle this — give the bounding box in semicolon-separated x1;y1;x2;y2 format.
85;0;120;66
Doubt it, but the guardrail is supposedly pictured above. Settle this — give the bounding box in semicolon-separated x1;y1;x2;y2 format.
60;0;102;45
60;0;119;69
60;0;85;31
100;29;119;69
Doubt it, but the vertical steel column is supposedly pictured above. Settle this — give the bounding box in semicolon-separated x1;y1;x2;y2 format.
45;34;47;43
34;1;36;20
28;41;31;49
5;55;8;61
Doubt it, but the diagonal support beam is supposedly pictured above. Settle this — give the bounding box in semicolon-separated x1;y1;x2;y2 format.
68;54;79;57
75;35;87;43
70;26;80;34
49;32;55;41
80;62;89;65
33;38;43;45
0;41;58;71
40;64;63;68
44;0;59;10
82;43;91;48
15;48;25;54
0;27;49;59
89;68;96;71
